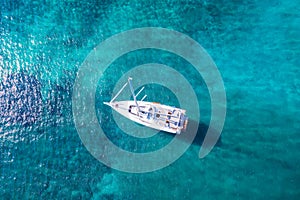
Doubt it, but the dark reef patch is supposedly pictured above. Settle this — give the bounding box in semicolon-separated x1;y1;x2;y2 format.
0;73;42;126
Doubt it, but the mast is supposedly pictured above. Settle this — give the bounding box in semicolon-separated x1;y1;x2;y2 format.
128;77;140;112
110;82;128;103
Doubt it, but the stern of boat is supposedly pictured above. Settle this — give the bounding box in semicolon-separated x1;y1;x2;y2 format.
177;113;188;134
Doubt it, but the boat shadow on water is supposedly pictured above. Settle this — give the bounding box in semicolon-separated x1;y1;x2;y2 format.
179;119;222;147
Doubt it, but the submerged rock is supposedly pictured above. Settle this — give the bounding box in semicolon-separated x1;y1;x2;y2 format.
90;173;120;200
0;73;43;126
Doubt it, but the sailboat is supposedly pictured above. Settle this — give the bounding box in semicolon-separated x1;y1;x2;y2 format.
104;77;188;134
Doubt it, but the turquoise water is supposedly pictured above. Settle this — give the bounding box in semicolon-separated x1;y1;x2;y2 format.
1;0;300;199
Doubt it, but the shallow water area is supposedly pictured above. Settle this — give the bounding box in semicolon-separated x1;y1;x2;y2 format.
1;0;300;199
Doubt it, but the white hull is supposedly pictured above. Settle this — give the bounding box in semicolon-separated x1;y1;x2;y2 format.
103;77;188;134
104;101;188;134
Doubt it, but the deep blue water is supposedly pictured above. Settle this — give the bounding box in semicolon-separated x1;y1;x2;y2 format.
1;0;300;199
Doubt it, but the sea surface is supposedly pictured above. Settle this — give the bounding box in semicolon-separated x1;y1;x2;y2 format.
1;0;300;199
